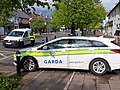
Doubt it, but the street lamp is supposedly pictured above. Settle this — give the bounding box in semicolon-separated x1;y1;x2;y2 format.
45;16;48;33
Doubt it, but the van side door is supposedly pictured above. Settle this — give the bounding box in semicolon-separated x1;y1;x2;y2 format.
23;31;31;45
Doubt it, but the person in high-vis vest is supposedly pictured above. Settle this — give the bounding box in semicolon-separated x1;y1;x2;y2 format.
28;30;36;47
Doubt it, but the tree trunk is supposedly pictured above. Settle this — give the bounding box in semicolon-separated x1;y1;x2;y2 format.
80;28;84;36
71;22;75;34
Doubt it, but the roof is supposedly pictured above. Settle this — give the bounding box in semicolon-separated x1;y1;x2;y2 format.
39;36;115;47
107;2;120;16
14;10;30;19
54;36;114;41
12;28;31;32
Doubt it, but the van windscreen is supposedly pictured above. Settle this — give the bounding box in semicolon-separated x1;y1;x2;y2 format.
8;31;24;37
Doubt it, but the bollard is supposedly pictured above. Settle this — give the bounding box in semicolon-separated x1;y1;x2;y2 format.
54;36;56;39
46;37;48;42
42;39;45;44
16;51;21;76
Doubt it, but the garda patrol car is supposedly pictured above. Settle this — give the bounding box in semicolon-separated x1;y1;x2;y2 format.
14;36;120;75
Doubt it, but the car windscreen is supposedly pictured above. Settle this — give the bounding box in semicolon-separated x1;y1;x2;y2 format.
114;30;120;36
8;31;24;37
111;40;120;46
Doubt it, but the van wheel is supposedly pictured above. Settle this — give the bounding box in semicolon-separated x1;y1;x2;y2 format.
4;46;8;48
22;57;38;72
20;42;24;48
90;59;109;75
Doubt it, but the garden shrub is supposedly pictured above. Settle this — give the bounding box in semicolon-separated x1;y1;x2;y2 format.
0;74;19;90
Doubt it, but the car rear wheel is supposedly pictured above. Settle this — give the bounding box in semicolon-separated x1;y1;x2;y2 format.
90;59;109;75
22;57;38;72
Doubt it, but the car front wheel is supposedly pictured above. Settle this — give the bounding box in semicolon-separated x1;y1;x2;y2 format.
90;59;109;75
22;57;38;72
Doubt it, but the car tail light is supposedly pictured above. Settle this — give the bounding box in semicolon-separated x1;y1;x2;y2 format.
111;50;120;54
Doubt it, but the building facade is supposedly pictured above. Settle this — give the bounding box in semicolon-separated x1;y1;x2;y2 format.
0;10;30;35
105;1;120;36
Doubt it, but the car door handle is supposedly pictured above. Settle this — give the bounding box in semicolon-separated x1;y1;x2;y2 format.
89;49;95;52
61;50;67;52
50;51;55;56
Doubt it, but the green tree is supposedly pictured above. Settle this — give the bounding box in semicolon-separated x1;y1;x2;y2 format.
0;0;15;28
89;5;107;29
0;0;50;30
50;0;107;35
0;0;49;13
31;16;45;34
49;10;64;31
0;0;60;33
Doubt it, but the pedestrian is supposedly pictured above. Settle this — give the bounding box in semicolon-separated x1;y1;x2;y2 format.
28;30;36;47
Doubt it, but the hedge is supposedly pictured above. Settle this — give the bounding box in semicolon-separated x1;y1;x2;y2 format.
0;74;19;90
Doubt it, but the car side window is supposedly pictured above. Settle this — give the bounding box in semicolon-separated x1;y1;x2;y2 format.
91;40;108;47
42;39;72;50
71;39;92;48
23;31;28;37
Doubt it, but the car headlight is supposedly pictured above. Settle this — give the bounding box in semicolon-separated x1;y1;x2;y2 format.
16;39;19;42
19;39;23;42
17;39;22;42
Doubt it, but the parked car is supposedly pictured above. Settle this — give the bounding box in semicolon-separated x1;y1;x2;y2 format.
3;28;32;48
14;36;120;75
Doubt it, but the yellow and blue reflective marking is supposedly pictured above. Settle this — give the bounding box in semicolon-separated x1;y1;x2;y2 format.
19;49;116;57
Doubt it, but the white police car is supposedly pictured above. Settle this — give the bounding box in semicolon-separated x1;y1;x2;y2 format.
14;36;120;75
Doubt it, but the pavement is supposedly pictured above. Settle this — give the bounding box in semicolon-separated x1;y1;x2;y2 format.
12;70;120;90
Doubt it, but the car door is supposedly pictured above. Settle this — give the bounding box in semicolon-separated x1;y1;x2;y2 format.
36;39;71;68
68;39;96;69
23;31;31;45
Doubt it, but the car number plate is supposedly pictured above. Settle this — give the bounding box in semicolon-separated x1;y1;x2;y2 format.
6;43;11;45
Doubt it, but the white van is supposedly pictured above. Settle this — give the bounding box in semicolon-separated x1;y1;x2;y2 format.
3;28;32;47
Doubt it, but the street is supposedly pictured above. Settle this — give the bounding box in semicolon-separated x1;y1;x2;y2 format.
0;32;68;74
0;32;120;90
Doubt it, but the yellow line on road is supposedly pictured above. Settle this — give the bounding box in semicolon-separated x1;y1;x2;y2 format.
0;53;7;57
0;51;15;53
0;55;13;62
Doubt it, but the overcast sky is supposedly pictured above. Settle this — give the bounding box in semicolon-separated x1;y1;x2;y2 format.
101;0;119;11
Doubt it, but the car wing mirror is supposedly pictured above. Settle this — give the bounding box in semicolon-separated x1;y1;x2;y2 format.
37;46;50;50
43;46;49;50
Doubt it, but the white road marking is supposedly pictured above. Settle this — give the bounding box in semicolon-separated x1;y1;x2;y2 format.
0;51;15;53
22;71;44;89
0;53;7;57
31;71;44;80
64;71;75;90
